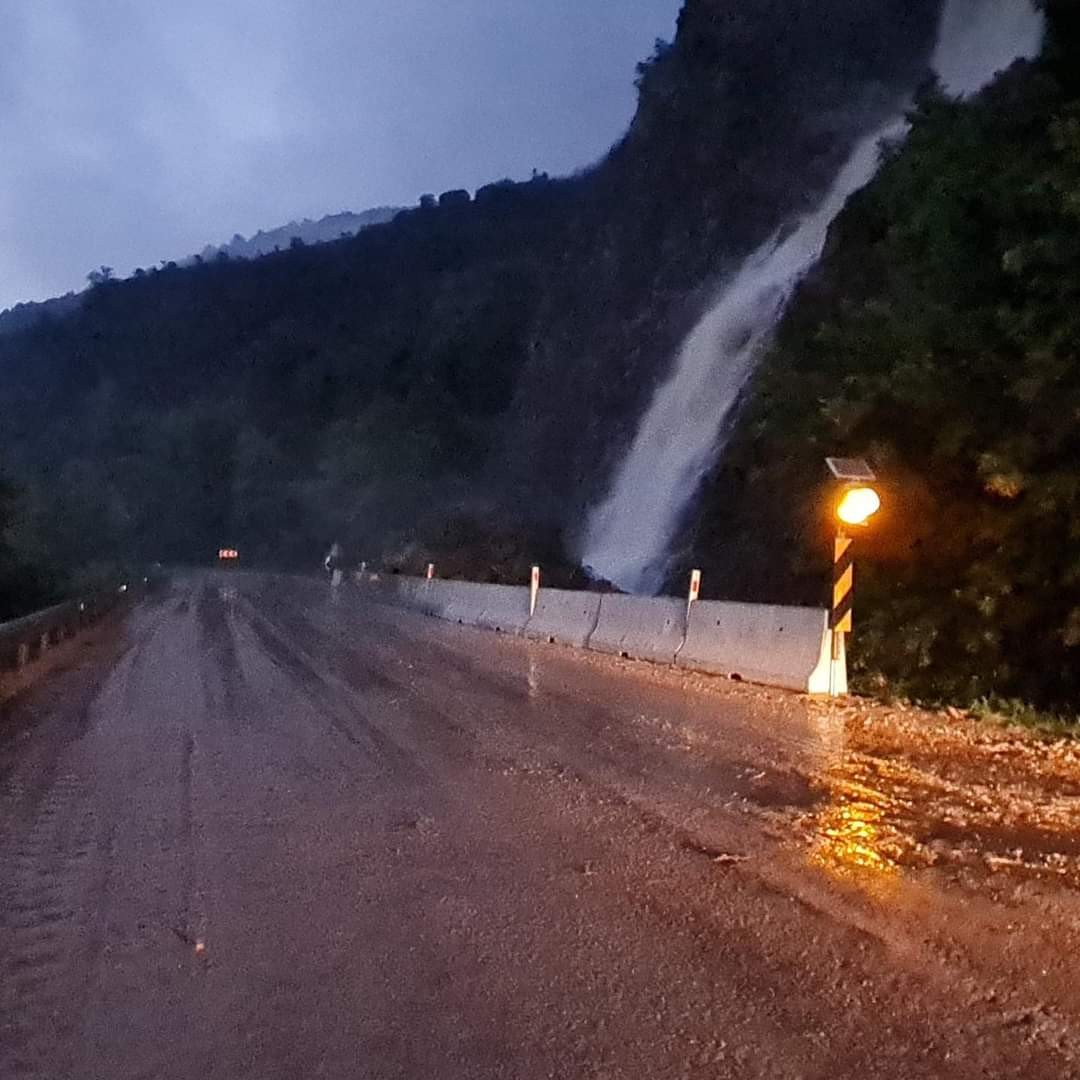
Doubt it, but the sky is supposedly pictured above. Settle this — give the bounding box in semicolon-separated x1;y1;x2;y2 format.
0;0;682;312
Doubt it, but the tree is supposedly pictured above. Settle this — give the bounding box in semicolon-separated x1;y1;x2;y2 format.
0;471;58;620
86;265;114;286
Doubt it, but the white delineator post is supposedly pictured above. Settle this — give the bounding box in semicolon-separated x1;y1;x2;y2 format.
529;565;541;617
426;563;435;581
687;569;702;620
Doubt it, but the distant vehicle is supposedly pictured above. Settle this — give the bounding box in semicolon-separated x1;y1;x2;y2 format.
218;548;240;567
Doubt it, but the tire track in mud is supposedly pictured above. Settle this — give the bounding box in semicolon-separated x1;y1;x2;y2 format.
244;591;504;787
284;591;812;828
194;582;252;735
119;593;187;718
253;585;402;695
0;770;100;1078
142;588;207;982
174;728;204;959
254;591;533;763
235;592;427;781
249;585;830;828
0;614;148;1079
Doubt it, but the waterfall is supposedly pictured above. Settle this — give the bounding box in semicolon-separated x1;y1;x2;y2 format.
580;0;1045;595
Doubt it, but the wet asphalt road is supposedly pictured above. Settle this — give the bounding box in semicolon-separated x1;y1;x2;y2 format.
2;573;1079;1079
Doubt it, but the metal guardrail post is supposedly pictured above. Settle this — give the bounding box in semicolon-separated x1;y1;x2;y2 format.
0;575;161;676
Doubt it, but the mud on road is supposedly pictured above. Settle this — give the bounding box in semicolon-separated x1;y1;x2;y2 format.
2;574;1079;1079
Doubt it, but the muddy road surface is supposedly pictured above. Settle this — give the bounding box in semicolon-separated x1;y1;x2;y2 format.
2;574;1080;1079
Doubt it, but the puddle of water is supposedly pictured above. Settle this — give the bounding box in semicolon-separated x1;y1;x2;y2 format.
807;778;904;894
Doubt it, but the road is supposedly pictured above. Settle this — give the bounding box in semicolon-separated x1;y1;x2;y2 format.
2;574;1080;1079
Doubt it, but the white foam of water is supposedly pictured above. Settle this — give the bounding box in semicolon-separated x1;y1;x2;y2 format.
581;0;1044;594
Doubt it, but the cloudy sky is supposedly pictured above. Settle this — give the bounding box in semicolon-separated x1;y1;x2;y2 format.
0;1;682;312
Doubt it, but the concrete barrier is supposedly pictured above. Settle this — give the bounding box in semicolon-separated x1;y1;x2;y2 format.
524;588;601;648
354;573;843;695
437;582;491;625
676;601;834;693
361;576;531;634
354;573;397;603
461;584;532;635
361;576;433;613
385;577;415;608
360;575;415;606
588;595;687;665
410;579;454;618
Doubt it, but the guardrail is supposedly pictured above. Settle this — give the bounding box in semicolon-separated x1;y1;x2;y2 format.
354;572;843;696
0;580;147;674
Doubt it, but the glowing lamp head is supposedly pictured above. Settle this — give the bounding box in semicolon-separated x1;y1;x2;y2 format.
837;486;881;527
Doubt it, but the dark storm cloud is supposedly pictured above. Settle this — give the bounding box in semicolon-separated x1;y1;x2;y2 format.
0;0;681;310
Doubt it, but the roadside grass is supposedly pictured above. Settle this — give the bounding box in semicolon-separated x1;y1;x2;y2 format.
850;672;1079;740
968;697;1080;741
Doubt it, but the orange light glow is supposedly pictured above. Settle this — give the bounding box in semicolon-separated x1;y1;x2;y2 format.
836;486;881;527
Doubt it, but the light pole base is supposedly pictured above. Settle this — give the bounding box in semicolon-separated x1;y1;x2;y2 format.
828;631;848;697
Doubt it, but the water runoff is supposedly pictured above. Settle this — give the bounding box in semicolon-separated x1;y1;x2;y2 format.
581;0;1045;595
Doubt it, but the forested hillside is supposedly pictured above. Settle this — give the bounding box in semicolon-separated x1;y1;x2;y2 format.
3;0;1078;712
195;207;403;263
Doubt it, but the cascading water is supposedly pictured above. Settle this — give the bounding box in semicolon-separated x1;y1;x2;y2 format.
581;0;1045;595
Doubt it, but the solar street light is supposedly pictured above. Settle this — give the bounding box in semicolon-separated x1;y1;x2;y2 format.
824;458;881;696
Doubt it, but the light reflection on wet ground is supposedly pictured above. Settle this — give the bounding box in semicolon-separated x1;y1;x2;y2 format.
809;780;902;890
798;709;1080;891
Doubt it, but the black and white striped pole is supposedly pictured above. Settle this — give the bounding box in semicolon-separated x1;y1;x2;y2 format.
825;458;882;697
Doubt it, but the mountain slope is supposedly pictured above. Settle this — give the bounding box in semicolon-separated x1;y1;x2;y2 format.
0;292;83;338
195;206;403;262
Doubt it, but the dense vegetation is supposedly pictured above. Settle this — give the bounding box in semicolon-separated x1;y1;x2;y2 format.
687;4;1080;710
0;476;57;620
4;0;1078;713
0;181;578;580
